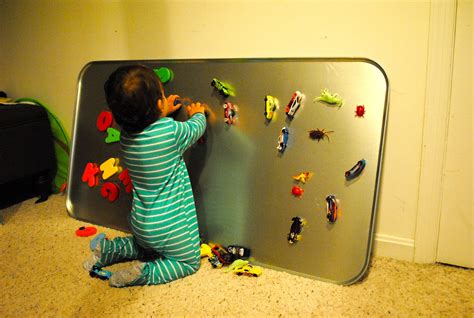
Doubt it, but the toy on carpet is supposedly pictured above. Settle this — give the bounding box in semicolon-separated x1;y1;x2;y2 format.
76;226;97;237
200;243;213;258
233;263;263;277
225;259;249;273
313;88;344;107
89;265;112;280
227;245;251;259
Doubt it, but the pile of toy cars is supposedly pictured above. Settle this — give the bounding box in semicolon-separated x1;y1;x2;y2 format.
200;242;262;277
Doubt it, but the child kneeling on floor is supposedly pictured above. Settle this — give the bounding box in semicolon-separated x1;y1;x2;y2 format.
83;64;207;287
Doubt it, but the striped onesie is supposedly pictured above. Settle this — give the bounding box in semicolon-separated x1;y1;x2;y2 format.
96;113;206;286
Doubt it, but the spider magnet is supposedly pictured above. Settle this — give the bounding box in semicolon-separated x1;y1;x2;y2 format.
355;105;366;117
291;185;304;197
264;95;278;121
287;216;306;244
292;172;314;184
223;102;238;125
309;128;333;142
285;91;304;119
345;159;366;180
277;127;289;153
326;194;339;223
313;89;344;107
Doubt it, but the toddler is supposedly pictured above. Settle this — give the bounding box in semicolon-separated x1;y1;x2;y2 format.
84;64;207;287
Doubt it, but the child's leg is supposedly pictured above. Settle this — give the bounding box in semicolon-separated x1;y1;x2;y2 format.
84;236;147;270
109;255;199;287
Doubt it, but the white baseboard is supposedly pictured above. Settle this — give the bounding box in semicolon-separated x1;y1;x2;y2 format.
373;234;415;261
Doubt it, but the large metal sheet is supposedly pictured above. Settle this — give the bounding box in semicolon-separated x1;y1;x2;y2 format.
67;58;389;284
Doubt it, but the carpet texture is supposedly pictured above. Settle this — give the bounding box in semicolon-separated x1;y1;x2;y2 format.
0;195;472;317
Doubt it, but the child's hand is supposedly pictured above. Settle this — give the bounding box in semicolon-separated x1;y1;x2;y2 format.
186;102;206;117
166;95;182;115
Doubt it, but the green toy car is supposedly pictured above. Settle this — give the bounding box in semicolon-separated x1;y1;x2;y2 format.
211;78;234;97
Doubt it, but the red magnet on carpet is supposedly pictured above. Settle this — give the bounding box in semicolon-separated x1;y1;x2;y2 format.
76;226;97;237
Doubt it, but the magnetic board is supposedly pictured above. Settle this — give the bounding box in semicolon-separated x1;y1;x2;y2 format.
67;58;389;284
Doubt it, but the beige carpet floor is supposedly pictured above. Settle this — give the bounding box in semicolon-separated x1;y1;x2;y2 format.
0;194;472;317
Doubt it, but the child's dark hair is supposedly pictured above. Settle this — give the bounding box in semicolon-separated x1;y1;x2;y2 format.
104;65;164;133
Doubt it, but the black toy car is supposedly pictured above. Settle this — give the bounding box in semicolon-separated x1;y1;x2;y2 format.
287;216;306;244
227;245;251;259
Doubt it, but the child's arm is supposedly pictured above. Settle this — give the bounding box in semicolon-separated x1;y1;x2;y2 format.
173;102;207;154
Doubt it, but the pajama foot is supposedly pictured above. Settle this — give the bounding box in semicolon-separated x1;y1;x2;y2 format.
109;263;144;288
83;254;101;272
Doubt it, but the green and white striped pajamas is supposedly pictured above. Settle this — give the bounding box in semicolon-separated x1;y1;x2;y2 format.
97;113;206;286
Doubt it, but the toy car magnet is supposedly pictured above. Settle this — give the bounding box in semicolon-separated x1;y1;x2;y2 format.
223;102;238;125
233;263;263;277
264;95;278;121
211;78;235;97
326;194;339;223
227;245;251;259
277;127;289;153
89;265;112;280
287;216;306;244
345;159;366;180
285;91;304;119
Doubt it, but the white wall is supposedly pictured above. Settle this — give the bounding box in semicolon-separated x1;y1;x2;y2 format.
0;0;433;260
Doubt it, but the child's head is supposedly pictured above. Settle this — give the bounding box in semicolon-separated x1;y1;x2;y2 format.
104;65;165;133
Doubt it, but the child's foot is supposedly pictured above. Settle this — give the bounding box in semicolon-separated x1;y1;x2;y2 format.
109;264;144;288
83;233;105;271
90;232;106;251
83;254;100;271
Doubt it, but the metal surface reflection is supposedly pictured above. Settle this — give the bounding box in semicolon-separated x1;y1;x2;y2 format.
68;58;388;284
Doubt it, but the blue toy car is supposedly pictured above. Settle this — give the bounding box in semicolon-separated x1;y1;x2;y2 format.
89;265;112;280
277;127;289;152
326;194;338;223
345;159;366;180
